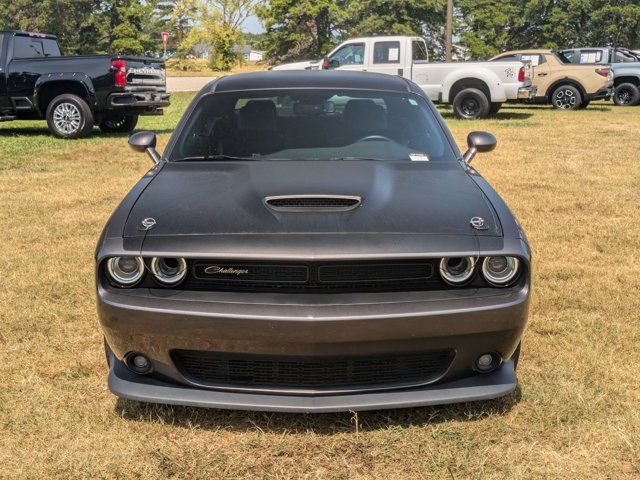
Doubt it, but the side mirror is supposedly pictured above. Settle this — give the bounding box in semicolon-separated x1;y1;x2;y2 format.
129;131;161;164
463;131;497;163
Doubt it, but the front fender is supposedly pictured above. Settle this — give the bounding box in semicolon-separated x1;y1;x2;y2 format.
33;73;98;113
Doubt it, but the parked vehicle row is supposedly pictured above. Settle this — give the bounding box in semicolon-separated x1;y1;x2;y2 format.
558;47;640;106
273;36;536;119
273;36;640;113
489;49;613;110
0;31;170;138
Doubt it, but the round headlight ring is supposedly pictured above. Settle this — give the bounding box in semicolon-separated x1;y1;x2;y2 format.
439;256;477;285
106;256;144;287
482;256;521;286
150;257;187;285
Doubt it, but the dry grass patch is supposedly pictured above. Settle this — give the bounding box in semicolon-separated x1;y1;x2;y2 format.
1;97;638;479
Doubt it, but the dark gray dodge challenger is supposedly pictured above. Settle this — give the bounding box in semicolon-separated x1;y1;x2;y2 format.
96;71;531;412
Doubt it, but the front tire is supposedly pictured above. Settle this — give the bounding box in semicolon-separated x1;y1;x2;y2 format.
551;85;582;110
613;82;640;106
46;94;94;139
452;88;490;119
99;115;139;133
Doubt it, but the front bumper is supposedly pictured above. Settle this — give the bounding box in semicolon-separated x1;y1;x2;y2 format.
98;281;529;411
517;86;537;99
108;352;517;413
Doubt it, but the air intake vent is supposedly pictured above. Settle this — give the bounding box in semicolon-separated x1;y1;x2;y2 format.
265;195;361;212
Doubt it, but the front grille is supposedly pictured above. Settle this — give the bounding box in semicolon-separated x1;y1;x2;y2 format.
265;195;361;211
172;350;454;393
182;259;445;293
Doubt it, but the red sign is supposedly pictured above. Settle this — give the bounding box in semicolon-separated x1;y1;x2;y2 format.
161;32;169;46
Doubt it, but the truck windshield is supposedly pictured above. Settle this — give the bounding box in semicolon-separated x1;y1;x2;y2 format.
170;89;454;163
13;36;61;58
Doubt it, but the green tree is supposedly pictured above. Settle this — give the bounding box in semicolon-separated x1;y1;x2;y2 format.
0;0;101;54
256;0;346;62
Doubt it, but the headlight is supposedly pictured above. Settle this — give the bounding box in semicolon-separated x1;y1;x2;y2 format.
439;257;477;285
150;257;187;285
106;256;144;287
481;256;520;286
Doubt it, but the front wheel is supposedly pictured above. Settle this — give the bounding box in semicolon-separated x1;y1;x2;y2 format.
452;88;490;119
613;82;640;106
46;94;94;139
99;115;139;133
551;85;582;110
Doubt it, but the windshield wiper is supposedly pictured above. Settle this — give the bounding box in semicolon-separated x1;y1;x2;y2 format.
176;155;256;162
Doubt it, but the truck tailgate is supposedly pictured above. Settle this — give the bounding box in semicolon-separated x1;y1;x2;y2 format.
120;57;166;90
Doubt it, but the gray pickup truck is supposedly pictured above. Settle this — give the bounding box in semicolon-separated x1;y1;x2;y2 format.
559;47;640;106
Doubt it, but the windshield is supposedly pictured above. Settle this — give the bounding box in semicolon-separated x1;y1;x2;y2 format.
169;89;455;162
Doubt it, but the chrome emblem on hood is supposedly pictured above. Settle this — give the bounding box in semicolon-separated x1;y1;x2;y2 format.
140;218;157;230
470;217;489;230
204;266;250;276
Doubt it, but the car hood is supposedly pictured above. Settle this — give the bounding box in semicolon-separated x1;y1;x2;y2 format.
123;161;501;238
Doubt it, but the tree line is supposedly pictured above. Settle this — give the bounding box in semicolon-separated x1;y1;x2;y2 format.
0;0;638;65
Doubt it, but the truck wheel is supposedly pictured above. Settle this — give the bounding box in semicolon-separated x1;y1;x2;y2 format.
489;102;502;115
452;88;490;119
99;115;139;133
551;85;582;110
613;83;640;106
46;94;94;139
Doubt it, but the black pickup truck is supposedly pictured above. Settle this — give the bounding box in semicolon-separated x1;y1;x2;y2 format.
0;31;170;138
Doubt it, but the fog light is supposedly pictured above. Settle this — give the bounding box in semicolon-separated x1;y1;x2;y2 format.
125;352;152;374
475;352;501;373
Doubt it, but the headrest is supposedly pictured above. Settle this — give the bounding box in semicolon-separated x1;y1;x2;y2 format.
238;100;277;131
343;99;387;131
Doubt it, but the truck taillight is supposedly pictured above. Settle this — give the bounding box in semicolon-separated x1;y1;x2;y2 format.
518;66;525;83
322;57;329;70
595;68;608;77
112;59;127;87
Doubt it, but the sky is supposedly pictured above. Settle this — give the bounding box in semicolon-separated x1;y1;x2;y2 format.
242;15;264;33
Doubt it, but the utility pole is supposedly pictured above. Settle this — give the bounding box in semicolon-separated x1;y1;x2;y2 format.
445;0;453;62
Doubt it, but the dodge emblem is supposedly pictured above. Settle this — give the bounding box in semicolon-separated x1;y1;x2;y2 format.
470;217;489;230
140;218;157;230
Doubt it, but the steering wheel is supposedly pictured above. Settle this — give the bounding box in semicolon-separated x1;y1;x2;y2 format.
356;135;393;143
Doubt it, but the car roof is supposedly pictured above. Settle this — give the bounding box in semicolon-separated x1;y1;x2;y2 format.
205;70;415;94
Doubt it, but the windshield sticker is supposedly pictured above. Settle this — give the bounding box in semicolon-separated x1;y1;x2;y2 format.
388;48;399;61
408;98;418;106
409;153;429;162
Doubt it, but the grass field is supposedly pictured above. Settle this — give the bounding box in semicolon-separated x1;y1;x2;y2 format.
1;94;639;479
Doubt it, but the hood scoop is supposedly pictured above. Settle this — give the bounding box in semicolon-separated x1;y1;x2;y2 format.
264;195;362;212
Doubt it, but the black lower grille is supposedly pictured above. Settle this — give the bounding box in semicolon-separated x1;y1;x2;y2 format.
172;350;454;392
182;259;445;293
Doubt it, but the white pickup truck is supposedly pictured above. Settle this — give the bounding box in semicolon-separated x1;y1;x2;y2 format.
272;36;536;119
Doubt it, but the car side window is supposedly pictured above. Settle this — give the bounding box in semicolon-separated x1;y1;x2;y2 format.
412;40;428;61
329;43;365;67
373;41;401;64
13;36;61;58
578;50;602;64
